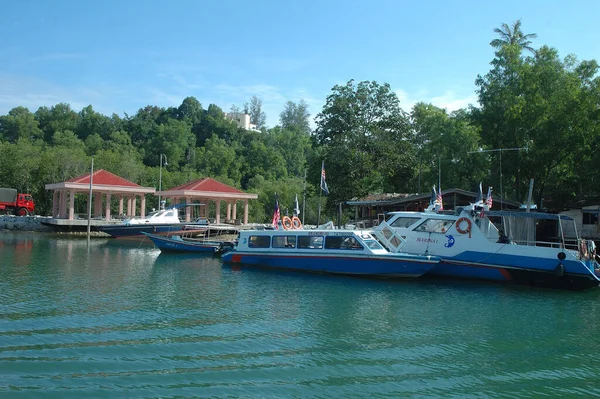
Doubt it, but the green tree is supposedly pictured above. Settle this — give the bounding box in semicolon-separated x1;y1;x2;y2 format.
244;95;267;129
315;80;416;206
475;43;600;207
35;103;79;143
279;100;311;134
268;126;312;178
0;107;44;143
490;19;537;54
76;105;115;141
411;103;485;192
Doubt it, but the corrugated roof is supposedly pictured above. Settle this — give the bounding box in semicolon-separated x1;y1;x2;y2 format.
168;177;244;194
66;169;141;187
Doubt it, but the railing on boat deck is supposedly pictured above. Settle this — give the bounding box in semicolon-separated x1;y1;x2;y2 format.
486;237;580;250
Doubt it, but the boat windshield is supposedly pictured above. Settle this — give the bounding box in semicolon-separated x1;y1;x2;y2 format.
414;218;455;234
390;216;421;228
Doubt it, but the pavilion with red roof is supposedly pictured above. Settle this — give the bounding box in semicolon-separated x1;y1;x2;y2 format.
45;169;155;221
158;177;258;224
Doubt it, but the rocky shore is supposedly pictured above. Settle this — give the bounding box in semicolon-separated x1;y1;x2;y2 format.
0;215;110;236
0;215;53;232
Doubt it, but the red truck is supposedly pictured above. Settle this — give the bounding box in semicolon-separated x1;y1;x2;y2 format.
0;188;35;216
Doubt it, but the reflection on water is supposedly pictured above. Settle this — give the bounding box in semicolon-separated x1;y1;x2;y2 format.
1;232;600;398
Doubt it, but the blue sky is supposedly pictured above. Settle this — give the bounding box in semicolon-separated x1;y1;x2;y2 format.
2;0;599;127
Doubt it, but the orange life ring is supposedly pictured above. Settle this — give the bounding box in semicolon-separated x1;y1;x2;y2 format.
282;216;293;230
291;216;302;230
455;217;472;236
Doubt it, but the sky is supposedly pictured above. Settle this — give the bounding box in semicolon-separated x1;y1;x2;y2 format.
2;0;599;128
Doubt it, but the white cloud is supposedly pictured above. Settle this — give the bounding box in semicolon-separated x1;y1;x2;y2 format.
395;88;478;114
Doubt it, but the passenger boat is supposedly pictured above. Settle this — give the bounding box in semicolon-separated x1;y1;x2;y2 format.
372;202;600;290
141;231;222;254
221;229;440;278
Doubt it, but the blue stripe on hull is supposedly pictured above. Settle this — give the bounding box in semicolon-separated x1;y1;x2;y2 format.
221;253;434;277
427;251;600;289
430;262;510;281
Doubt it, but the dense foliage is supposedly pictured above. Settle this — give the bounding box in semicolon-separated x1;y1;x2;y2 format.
1;20;599;222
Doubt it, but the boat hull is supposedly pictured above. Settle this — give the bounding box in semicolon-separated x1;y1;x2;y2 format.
143;232;219;253
221;251;437;278
97;223;186;239
430;256;600;290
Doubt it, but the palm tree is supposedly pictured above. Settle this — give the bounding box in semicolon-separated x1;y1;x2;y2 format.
490;19;537;54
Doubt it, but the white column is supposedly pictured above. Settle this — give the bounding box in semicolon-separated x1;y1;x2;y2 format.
127;197;132;216
94;192;102;218
52;191;59;218
216;200;221;224
105;193;111;221
227;202;232;220
119;196;124;216
132;197;137;217
232;201;237;222
243;200;249;225
140;195;146;218
68;190;75;220
185;197;191;222
59;190;67;219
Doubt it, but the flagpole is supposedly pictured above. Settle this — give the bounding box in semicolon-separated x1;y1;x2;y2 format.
438;156;441;195
317;190;322;226
302;169;307;225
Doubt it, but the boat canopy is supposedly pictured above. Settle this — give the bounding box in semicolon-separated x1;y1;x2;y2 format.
167;203;204;210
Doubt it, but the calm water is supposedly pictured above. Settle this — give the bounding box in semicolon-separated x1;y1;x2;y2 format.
1;233;600;398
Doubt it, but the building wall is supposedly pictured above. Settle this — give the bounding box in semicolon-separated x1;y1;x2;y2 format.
224;112;259;131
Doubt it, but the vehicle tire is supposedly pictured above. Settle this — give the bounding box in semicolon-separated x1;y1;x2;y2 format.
18;208;29;216
554;263;564;278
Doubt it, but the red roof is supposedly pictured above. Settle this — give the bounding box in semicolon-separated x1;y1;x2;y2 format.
169;178;244;194
67;169;142;187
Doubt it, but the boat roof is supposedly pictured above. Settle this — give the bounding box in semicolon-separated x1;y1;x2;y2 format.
386;209;574;221
483;210;574;221
166;203;204;210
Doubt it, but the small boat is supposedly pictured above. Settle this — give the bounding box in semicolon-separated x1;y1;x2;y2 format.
141;231;221;254
97;203;234;239
372;202;600;290
221;229;439;278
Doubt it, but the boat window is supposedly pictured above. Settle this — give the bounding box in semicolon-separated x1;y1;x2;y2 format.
414;218;455;234
272;235;296;248
164;211;175;217
363;240;384;250
390;217;421;228
298;236;323;249
248;235;271;248
325;236;363;250
583;211;599;225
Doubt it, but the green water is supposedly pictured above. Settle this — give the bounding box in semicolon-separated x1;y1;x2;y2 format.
1;232;600;398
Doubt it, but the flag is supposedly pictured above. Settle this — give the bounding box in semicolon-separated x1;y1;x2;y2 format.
320;161;329;195
429;185;437;205
272;194;280;229
436;187;443;210
294;194;300;217
475;182;483;203
485;186;493;208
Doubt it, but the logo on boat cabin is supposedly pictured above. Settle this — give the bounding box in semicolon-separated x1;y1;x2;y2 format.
444;235;455;248
416;237;438;244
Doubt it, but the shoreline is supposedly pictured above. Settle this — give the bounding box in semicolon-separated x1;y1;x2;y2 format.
0;215;110;236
